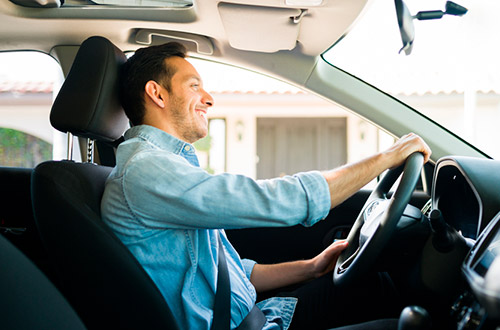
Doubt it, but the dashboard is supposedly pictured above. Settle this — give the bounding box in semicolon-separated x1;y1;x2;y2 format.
432;157;500;240
462;211;500;322
431;156;500;328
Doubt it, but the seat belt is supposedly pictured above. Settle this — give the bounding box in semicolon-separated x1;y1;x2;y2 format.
211;232;231;330
212;232;267;330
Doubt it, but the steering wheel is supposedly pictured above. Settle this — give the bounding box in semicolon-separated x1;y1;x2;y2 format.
333;152;424;287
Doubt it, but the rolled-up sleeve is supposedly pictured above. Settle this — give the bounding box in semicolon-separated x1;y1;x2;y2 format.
241;258;257;280
294;171;331;227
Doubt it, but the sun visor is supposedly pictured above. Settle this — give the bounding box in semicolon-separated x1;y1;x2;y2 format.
218;2;302;53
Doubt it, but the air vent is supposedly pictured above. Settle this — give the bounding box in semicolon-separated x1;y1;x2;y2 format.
421;198;432;218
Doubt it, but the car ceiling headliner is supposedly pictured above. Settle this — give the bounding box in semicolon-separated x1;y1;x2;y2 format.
0;0;368;61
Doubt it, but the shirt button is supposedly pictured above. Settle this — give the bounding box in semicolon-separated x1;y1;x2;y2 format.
184;145;191;151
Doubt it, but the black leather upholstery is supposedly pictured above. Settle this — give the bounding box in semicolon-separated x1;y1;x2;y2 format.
31;36;180;329
50;36;129;142
0;167;47;269
32;161;178;329
0;233;86;329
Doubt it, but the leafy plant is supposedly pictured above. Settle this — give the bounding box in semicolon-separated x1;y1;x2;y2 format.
0;128;52;167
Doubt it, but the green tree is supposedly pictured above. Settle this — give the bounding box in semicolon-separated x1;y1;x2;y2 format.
0;128;52;167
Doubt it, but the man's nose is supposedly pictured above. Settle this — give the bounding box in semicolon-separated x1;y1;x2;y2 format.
202;89;214;107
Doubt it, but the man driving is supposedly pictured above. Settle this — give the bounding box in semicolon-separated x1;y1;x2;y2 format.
101;42;431;330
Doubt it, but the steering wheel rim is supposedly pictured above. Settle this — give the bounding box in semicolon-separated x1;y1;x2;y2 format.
333;152;424;287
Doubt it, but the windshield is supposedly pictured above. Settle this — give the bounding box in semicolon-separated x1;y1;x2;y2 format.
324;0;500;159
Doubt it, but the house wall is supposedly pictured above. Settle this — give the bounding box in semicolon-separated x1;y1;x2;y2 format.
3;88;499;175
0;93;53;143
399;92;500;159
208;92;386;179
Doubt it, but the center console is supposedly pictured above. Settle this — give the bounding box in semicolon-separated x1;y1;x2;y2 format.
455;211;500;329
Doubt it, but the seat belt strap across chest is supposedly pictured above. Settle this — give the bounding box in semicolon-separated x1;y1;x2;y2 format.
211;233;231;330
212;232;267;330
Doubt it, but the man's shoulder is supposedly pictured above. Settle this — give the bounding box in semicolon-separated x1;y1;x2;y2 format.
115;139;194;181
117;140;177;168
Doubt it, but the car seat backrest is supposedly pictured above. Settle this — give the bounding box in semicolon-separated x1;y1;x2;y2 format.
32;161;179;329
0;167;49;271
0;231;86;329
31;36;179;329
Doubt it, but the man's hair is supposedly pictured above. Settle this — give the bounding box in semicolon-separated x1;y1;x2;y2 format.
120;42;187;125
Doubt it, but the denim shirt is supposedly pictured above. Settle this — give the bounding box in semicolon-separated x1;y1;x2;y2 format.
101;125;331;330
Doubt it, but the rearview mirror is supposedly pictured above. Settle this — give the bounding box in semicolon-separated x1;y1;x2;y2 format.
395;0;414;55
394;0;468;56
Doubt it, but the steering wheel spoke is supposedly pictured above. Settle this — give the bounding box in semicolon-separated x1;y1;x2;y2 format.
333;152;424;287
338;246;360;274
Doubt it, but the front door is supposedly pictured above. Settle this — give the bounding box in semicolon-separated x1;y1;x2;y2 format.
256;117;347;179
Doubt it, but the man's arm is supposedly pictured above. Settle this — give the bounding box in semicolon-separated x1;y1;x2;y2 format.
324;133;431;209
250;240;348;292
249;133;431;292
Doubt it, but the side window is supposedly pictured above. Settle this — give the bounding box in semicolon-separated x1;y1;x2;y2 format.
0;52;63;168
190;58;395;188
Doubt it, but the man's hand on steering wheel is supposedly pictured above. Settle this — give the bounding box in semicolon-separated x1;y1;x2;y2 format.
322;133;431;211
383;132;432;167
309;240;349;279
333;151;427;287
319;133;431;287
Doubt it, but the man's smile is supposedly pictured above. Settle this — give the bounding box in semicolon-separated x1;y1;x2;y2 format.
196;108;207;121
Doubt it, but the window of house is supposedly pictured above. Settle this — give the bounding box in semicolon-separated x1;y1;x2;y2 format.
194;118;226;174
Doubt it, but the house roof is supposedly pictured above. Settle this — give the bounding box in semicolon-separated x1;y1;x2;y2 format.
0;80;54;94
0;76;306;96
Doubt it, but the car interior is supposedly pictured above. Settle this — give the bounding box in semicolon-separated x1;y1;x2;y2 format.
1;0;500;329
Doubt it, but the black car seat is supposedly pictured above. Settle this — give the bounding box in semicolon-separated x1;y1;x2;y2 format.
31;36;179;330
0;233;86;330
0;166;50;274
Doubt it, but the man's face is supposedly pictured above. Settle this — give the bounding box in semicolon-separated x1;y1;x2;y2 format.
163;57;214;144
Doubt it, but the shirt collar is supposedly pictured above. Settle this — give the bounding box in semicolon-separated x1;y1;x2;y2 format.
124;125;199;166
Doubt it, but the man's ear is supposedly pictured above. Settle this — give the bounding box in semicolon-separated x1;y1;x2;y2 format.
145;80;166;108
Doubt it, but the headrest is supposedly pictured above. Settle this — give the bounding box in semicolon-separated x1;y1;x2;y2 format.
50;36;129;142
